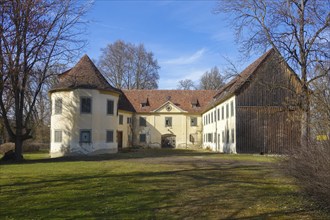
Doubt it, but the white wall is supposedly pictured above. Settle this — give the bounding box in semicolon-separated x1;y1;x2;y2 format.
117;110;133;148
50;89;119;157
202;96;236;153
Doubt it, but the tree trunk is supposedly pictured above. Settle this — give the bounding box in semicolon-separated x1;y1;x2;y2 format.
300;86;310;148
14;138;24;161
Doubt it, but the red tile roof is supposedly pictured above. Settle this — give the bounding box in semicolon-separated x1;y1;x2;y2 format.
49;55;119;94
121;90;217;113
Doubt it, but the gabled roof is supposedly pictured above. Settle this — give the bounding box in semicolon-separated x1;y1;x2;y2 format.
121;90;217;113
203;48;278;112
49;55;119;94
152;100;187;113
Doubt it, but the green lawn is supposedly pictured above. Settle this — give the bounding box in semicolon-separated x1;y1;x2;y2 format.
0;149;327;219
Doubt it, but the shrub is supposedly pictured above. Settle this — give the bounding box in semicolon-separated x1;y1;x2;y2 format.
22;142;40;152
281;140;330;211
0;142;15;154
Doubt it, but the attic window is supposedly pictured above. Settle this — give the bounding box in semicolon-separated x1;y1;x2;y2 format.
191;99;200;108
141;98;150;107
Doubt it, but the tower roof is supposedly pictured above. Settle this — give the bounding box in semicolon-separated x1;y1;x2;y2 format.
50;55;119;93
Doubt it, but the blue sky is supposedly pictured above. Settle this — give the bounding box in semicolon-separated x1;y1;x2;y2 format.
83;1;259;89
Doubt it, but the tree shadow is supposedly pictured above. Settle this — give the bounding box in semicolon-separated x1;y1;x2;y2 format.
1;152;323;219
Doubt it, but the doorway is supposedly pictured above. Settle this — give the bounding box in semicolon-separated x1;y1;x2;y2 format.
161;134;176;148
117;131;123;150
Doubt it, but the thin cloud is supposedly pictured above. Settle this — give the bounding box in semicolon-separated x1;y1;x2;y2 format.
161;48;206;65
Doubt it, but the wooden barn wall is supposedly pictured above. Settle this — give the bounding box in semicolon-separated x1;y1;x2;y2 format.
236;53;301;153
236;54;298;107
236;107;300;153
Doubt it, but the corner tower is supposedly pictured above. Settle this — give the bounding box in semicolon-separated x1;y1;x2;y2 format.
49;55;120;157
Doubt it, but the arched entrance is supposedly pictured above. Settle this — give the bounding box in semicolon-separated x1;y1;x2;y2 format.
161;134;176;148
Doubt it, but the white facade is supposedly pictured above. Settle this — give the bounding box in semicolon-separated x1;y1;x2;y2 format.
132;101;203;149
202;96;236;153
50;89;119;157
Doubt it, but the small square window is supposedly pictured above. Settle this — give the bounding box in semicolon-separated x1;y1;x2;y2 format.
107;100;114;115
191;117;197;126
139;117;146;127
140;134;146;143
54;130;62;143
80;130;91;143
54;98;62;115
119;115;123;125
106;130;114;143
81;97;92;114
165;117;172;127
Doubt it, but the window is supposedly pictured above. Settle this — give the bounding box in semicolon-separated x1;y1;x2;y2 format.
139;117;146;127
226;104;229;119
214;110;216;121
231;101;234;117
141;98;149;107
81;97;92;113
106;130;114;143
211;113;213;123
222;131;225;143
222;106;224;120
107;100;114;115
208;133;213;142
226;130;230;144
139;134;146;143
165;117;172;127
127;117;132;124
119;114;123;125
231;129;235;143
80;130;91;143
54;130;62;143
217;109;220;121
191;117;197;126
214;132;217;143
54;98;62;115
189;134;195;143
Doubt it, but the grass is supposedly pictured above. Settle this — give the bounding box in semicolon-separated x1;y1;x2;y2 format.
0;149;328;219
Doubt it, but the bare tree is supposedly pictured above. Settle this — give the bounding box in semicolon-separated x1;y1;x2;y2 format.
199;66;225;90
177;79;196;90
0;0;89;160
215;0;330;146
98;40;160;90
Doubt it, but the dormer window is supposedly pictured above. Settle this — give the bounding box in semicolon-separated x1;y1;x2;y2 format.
191;99;200;108
141;98;150;107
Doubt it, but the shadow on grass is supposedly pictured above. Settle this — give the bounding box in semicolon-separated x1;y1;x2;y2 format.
0;148;223;165
1;157;317;219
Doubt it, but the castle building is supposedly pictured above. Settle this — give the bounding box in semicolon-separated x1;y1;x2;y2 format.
49;49;301;157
